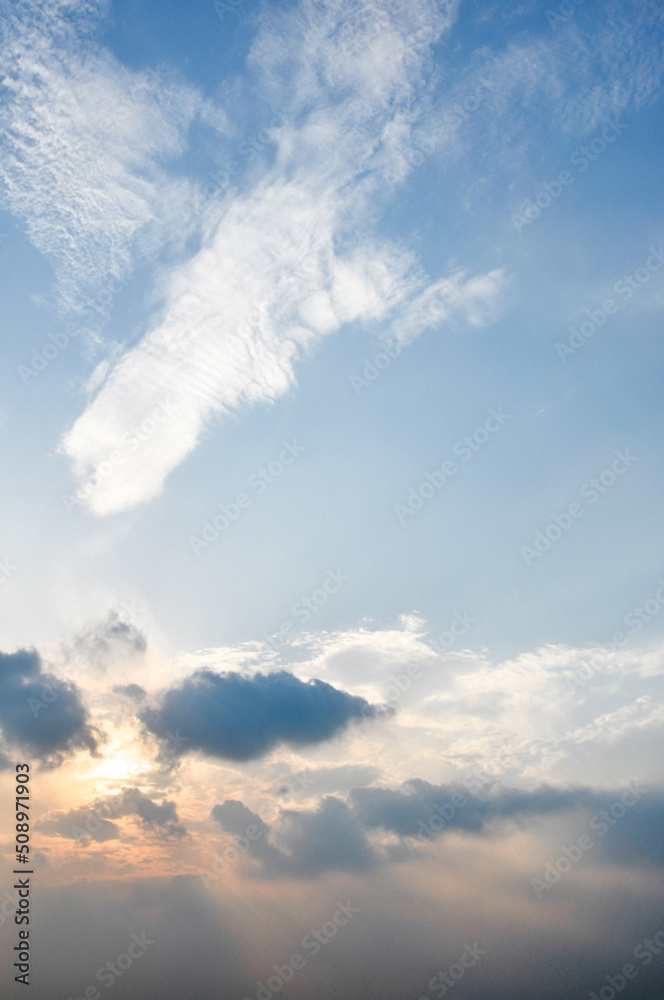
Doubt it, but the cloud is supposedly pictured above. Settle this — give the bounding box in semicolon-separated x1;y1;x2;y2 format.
113;683;146;701
211;795;375;877
386;267;510;346
210;777;664;878
273;763;381;799
348;778;615;838
38;808;120;844
0;0;209;312
140;668;383;762
58;0;509;515
38;786;186;842
71;610;147;669
0;648;98;763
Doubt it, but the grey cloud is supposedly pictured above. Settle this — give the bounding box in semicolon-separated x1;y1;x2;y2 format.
38;809;120;844
116;788;186;837
348;779;647;837
38;787;186;842
140;669;383;762
113;683;147;700
274;763;381;799
211;795;376;878
0;648;98;763
72;611;147;669
211;779;664;878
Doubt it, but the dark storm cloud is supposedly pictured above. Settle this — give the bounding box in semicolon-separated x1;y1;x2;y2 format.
140;669;383;762
0;648;98;763
38;787;186;842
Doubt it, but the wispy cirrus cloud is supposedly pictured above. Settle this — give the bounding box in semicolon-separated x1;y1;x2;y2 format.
0;0;224;313
58;0;510;516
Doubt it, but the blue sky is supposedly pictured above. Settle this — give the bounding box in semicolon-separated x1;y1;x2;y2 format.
1;1;664;998
2;0;663;660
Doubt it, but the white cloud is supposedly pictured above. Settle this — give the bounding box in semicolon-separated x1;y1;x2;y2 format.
59;0;508;515
0;0;220;312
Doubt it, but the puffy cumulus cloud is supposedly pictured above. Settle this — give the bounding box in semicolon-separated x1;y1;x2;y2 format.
59;0;508;516
38;786;186;843
285;617;664;790
0;648;98;764
139;668;384;762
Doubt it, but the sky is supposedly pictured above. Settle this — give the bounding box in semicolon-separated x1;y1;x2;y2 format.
1;0;664;997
